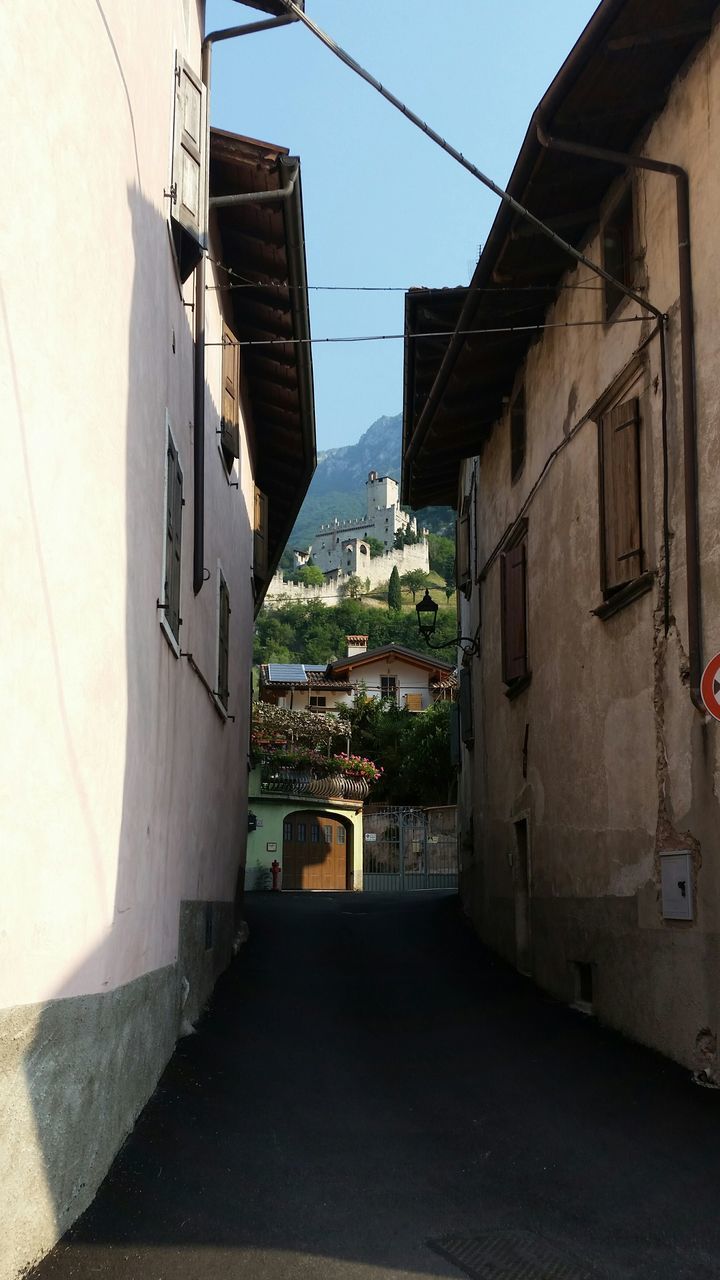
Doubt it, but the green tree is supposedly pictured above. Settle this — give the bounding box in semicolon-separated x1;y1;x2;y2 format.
346;693;454;805
387;565;402;611
367;537;385;558
427;533;455;583
341;574;363;600
296;564;325;587
400;569;432;602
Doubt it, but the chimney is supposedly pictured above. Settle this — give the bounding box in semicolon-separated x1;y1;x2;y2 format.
346;634;369;658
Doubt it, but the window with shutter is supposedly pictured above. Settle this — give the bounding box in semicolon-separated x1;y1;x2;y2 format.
501;535;528;686
405;693;423;712
598;397;642;594
170;56;206;283
603;189;634;319
510;386;526;483
163;425;183;643
220;325;240;470
254;487;268;580
217;572;230;709
456;511;471;595
459;667;474;746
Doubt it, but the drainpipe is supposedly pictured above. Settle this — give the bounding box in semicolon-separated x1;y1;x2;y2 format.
193;11;298;595
536;124;702;712
209;161;298;210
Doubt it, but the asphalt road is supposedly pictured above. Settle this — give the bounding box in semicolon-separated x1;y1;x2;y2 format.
31;892;720;1280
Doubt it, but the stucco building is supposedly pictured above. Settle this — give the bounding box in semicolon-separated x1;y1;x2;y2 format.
260;637;456;713
402;0;720;1075
1;2;314;1275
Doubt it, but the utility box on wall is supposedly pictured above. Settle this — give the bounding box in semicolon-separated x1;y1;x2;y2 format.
660;851;694;921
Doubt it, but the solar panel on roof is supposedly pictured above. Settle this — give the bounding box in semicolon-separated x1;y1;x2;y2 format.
266;663;308;685
304;664;327;672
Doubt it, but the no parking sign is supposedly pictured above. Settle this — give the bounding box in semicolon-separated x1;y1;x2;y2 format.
700;652;720;721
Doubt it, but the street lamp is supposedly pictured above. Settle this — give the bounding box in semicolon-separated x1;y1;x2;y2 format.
415;589;480;657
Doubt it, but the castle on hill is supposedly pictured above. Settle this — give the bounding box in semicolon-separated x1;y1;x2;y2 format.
265;471;430;607
296;471;427;574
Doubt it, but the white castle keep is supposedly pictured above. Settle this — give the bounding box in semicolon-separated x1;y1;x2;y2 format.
265;471;430;607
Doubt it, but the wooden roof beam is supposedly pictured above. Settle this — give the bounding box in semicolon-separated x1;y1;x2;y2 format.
607;21;711;51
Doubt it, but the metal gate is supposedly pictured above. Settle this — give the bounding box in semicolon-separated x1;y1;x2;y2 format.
362;805;458;892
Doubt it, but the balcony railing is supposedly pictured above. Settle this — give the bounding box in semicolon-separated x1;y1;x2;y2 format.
260;763;369;802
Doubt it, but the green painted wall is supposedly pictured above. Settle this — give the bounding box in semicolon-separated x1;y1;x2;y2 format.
246;769;364;891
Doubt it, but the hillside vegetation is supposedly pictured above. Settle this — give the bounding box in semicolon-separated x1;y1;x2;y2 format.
254;598;458;666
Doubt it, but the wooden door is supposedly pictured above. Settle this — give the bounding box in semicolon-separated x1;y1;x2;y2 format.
282;813;348;891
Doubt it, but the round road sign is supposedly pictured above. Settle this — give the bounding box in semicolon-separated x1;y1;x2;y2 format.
700;652;720;721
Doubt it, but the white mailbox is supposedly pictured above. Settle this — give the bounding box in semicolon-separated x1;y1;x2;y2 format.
660;851;693;921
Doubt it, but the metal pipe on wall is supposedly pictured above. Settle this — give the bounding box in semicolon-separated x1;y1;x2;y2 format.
536;125;702;711
193;12;298;596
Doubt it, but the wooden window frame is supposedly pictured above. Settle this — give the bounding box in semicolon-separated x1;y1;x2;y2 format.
456;497;471;598
602;185;635;320
254;487;269;582
500;520;530;694
309;694;327;708
219;324;241;476
380;676;397;702
510;384;526;484
459;666;474;747
216;567;230;712
160;414;183;655
169;54;206;284
591;359;652;617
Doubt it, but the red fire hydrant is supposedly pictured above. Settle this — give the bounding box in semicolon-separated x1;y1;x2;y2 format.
271;859;282;892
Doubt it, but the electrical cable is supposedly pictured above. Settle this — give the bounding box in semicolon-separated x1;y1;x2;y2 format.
205;315;645;349
275;0;662;323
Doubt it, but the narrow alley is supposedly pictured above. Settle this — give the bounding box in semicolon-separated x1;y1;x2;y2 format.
30;893;720;1280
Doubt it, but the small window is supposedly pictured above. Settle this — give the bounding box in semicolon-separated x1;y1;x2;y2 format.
510;386;526;483
459;668;474;746
283;820;293;840
310;824;319;843
220;325;240;472
598;397;643;595
380;676;397;701
309;695;326;708
501;533;529;686
405;693;423;712
254;487;268;580
323;824;332;843
603;189;634;319
162;422;183;643
217;572;230;709
456;504;471;596
170;56;206;283
337;826;346;845
297;822;306;843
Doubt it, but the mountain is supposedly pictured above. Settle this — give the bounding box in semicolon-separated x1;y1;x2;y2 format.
287;413;454;556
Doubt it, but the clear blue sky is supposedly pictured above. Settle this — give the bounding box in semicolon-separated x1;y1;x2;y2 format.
209;1;599;451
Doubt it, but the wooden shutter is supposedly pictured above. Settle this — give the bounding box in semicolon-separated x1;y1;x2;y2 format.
171;56;205;281
456;512;471;594
165;435;183;639
459;668;474;746
217;576;230;708
254;487;268;579
221;326;240;462
405;693;423;712
501;539;528;684
599;397;642;592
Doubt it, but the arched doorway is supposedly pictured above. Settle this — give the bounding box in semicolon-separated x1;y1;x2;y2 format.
282;811;352;891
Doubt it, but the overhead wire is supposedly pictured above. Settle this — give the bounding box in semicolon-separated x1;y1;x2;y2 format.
205;315;645;349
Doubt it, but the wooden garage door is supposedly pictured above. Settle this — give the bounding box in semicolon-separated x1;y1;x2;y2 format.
282;813;348;891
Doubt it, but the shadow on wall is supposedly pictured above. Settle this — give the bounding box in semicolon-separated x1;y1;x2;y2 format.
4;180;251;1280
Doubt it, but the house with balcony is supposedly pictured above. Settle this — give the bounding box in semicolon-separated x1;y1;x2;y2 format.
402;0;720;1075
1;2;314;1273
259;636;456;713
246;704;372;892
